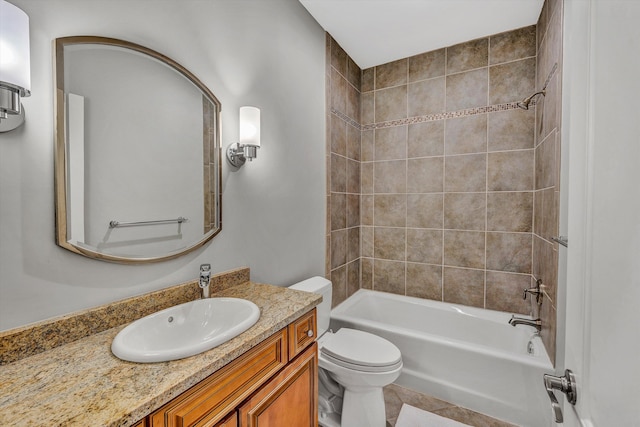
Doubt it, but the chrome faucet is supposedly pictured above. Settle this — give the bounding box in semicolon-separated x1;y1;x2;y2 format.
199;264;211;299
509;315;542;332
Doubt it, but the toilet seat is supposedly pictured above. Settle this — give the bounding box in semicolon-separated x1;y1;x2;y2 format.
319;328;402;373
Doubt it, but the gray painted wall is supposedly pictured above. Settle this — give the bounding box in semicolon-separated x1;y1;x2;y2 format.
0;0;326;331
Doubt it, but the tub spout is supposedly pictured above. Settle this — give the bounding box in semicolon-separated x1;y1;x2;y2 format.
509;315;541;332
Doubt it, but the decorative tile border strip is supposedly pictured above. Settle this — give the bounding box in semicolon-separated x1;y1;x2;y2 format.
331;108;361;130
363;102;526;131
332;100;536;132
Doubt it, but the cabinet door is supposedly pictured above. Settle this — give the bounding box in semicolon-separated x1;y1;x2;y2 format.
238;343;318;427
215;411;237;427
149;329;287;427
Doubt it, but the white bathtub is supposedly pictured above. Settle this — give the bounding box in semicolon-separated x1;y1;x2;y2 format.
329;289;554;427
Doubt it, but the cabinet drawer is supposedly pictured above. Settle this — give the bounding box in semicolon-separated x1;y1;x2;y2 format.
150;329;287;427
288;308;317;359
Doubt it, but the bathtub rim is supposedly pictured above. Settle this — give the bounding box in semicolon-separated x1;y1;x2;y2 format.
330;289;552;368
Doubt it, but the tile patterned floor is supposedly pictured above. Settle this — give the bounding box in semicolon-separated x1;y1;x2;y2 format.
384;384;518;427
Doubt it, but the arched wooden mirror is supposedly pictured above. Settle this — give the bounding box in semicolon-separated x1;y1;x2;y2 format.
54;36;221;263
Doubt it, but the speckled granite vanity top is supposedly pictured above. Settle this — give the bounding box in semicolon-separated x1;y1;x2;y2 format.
0;269;321;426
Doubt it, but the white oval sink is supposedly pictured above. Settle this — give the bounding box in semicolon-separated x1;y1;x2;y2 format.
111;298;260;363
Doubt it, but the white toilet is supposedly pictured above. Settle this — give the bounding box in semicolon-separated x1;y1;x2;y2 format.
290;277;402;427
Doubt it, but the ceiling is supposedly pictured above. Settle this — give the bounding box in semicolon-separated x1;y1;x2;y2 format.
299;0;544;69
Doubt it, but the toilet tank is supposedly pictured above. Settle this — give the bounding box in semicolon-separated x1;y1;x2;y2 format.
289;276;332;336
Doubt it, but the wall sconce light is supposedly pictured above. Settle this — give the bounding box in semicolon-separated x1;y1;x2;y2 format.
226;106;261;167
0;0;31;133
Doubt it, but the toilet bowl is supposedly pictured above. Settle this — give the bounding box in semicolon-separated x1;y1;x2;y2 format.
289;277;403;427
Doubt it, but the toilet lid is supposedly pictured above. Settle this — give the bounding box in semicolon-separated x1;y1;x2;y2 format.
320;328;402;371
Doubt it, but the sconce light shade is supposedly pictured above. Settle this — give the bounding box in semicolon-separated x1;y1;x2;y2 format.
239;106;260;147
227;106;261;168
0;0;31;132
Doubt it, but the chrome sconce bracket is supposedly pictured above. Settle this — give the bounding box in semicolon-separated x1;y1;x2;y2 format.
226;143;259;168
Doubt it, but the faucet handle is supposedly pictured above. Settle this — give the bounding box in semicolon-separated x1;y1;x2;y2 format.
199;264;211;288
523;278;543;303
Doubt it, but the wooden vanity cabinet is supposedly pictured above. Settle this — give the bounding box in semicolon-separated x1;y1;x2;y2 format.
147;309;317;427
238;343;317;426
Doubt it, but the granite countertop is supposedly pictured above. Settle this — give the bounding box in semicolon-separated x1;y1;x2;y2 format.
0;281;321;427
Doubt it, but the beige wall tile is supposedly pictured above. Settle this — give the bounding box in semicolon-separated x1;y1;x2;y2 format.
407;229;443;264
347;159;361;194
487;192;533;232
443;267;485;308
535;131;557;190
331;69;347;113
408;120;445;158
407;263;443;300
489;25;536;65
445;114;488;155
346;83;360;122
362;67;374;92
361;194;374;225
330;37;347;76
347;226;360;263
361;258;373;289
445;153;487;192
331;153;347;192
444;230;486;269
375;126;408;161
346;194;360;228
446;38;488;74
489;57;536;105
361;130;374;162
446;68;488;111
539;188;558;242
361;226;374;258
375;160;408;193
346;124;361;161
330;192;346;231
408;157;444;193
331;229;347;269
347;260;360;298
444;193;486;231
408;77;446;117
487;108;535;151
374;227;406;261
539;293;556;365
487;150;534;191
347;57;361;89
361;91;375;125
376;58;408;89
331;264;347;307
374;259;406;294
374;194;407;227
361;162;374;194
409;48;446;82
486;232;532;273
485;271;530;314
375;85;408;122
407;194;444;229
330;115;347;156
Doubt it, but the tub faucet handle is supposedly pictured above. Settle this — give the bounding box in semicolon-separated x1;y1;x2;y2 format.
523;278;543;303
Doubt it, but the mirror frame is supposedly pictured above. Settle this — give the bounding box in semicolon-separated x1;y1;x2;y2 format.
53;36;222;263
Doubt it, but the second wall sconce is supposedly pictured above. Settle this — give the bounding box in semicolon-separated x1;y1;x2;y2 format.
226;106;261;168
0;0;31;133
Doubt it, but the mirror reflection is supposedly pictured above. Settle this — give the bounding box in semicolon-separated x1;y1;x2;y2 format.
54;37;221;263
